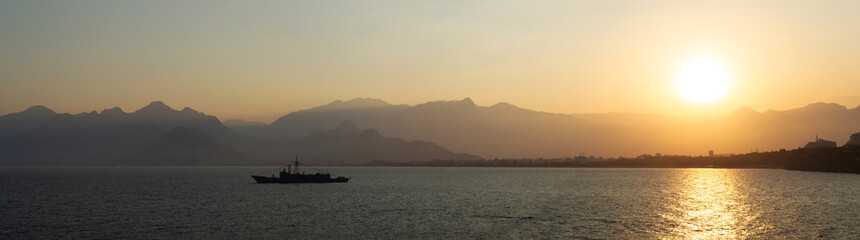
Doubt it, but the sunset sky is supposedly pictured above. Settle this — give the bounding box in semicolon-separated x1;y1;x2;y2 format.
1;0;858;122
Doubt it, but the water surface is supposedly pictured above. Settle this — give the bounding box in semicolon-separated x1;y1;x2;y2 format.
2;167;859;239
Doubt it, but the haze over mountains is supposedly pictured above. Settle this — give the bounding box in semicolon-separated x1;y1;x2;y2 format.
259;98;860;158
1;98;858;165
285;120;481;164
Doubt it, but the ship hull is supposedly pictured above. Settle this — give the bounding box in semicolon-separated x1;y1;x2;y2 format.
252;175;349;184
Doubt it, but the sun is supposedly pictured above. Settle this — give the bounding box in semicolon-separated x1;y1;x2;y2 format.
675;57;732;104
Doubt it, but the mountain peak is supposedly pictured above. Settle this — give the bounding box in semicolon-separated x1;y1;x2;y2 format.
147;101;169;108
358;128;383;139
346;97;389;105
329;120;359;136
490;102;519;110
460;97;474;105
802;102;847;111
181;107;200;114
312;98;392;111
136;101;176;114
731;106;759;115
23;105;56;115
101;107;126;116
783;102;849;116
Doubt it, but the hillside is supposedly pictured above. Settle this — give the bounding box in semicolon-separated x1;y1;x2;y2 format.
123;127;250;165
280;121;482;165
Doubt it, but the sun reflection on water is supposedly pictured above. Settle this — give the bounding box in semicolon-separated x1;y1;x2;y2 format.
661;169;755;239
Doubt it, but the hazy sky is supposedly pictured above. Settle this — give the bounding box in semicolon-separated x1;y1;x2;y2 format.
2;0;858;122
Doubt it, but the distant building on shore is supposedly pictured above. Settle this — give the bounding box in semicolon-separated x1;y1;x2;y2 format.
803;135;837;149
845;132;860;147
709;150;714;157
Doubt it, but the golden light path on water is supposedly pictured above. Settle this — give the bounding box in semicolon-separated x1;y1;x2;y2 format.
661;169;758;239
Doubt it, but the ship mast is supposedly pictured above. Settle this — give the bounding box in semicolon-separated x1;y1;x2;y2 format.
294;156;300;174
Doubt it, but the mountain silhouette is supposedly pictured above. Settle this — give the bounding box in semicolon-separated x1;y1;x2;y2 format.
310;98;397;111
0;101;482;165
0;101;244;165
123;127;249;165
0;105;58;133
281;121;482;165
265;98;410;141
257;98;860;158
261;97;593;158
2;99;859;165
134;101;175;117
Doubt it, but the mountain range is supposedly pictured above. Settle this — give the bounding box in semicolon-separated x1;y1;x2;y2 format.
1;98;859;165
0;101;477;165
256;98;860;158
0;102;239;165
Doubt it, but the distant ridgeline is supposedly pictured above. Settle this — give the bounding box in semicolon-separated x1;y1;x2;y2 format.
0;102;479;166
1;99;859;171
370;133;860;174
262;99;860;159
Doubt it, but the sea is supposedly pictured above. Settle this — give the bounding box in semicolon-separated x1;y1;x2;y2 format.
2;167;859;239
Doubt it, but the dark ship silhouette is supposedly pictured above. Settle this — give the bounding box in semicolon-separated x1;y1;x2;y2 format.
252;157;349;183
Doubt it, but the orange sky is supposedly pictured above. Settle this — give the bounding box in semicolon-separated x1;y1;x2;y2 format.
1;1;858;123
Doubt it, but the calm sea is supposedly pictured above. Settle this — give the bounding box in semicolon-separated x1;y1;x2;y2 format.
2;167;859;239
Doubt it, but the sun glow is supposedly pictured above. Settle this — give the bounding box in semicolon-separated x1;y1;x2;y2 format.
675;58;732;104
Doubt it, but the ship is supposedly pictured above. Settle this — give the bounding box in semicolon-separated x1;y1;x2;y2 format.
251;157;350;183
